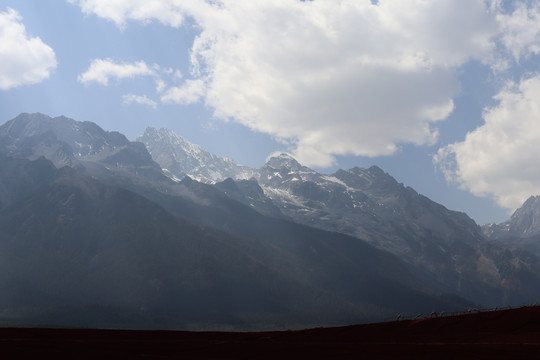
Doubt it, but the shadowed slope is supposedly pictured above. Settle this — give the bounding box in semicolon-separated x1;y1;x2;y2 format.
0;156;470;329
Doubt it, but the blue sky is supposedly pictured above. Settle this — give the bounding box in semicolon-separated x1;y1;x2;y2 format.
2;0;540;225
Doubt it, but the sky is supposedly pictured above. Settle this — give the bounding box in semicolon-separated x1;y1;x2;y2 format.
2;0;540;225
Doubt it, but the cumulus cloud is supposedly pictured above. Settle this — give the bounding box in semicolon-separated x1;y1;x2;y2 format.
155;79;167;93
67;0;188;28
197;0;498;166
433;2;540;212
68;0;540;209
78;58;155;85
496;1;540;62
161;79;205;105
77;58;191;108
435;74;540;211
70;0;501;166
122;93;157;108
0;8;57;90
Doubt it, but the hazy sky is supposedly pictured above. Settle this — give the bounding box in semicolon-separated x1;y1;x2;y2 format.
2;0;540;224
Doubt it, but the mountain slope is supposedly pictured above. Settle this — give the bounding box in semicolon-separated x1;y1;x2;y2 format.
483;196;540;258
0;155;470;329
256;154;540;306
137;126;540;307
136;127;256;183
2;113;538;323
483;196;540;239
0;113;166;181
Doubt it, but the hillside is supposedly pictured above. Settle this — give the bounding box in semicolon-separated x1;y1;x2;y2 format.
0;155;469;329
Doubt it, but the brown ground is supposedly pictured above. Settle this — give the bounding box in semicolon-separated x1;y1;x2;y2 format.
2;306;540;359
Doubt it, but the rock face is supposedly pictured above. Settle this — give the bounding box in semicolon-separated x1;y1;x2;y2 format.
483;196;540;239
511;196;540;236
3;112;540;329
483;196;540;258
256;154;481;258
136;125;540;307
0;113;165;181
136;127;256;183
252;154;540;306
0;154;472;329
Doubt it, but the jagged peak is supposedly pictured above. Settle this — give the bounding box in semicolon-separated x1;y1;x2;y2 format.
13;112;79;124
367;164;385;174
4;113;119;136
511;195;540;219
264;152;304;170
140;127;208;154
521;195;540;206
267;152;296;161
484;195;540;238
147;126;179;136
142;126;158;135
345;165;392;179
2;113;77;139
5;112;52;128
142;127;185;140
13;112;52;120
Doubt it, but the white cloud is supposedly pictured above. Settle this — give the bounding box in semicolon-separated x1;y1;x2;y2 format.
190;0;497;166
122;93;157;108
67;0;188;28
435;74;540;211
69;1;540;210
161;79;205;105
496;2;540;62
78;58;155;85
77;57;194;108
69;0;502;166
0;8;57;90
155;79;166;93
433;1;540;212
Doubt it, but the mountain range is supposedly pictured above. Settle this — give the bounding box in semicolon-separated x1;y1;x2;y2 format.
1;112;540;329
482;196;540;259
139;125;540;307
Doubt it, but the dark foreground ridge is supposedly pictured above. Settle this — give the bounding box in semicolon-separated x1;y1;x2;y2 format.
3;306;540;359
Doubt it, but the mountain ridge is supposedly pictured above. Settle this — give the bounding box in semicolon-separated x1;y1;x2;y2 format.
136;127;256;183
0;113;166;182
483;195;540;238
482;195;540;259
138;122;540;307
2;112;540;326
0;154;471;329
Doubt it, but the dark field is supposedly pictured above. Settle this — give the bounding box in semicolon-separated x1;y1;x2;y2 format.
3;306;540;359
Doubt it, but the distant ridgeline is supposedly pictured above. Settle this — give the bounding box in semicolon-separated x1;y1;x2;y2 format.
0;112;539;330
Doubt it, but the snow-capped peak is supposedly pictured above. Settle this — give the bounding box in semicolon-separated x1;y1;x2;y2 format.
263;152;305;171
136;127;257;183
